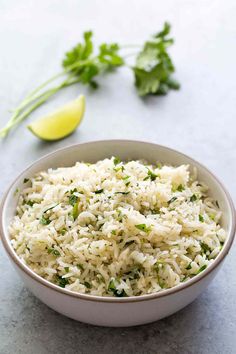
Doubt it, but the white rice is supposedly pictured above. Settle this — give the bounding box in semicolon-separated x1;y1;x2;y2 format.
9;157;226;297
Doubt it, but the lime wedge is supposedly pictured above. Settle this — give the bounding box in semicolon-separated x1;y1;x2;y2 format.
28;95;85;141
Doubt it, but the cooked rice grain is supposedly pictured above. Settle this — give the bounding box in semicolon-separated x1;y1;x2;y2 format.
9;158;226;297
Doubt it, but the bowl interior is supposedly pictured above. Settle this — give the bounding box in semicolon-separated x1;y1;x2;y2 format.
2;140;233;238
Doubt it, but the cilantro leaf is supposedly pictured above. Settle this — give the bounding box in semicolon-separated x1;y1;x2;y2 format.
144;168;158;181
196;264;207;274
113;156;121;165
57;276;69;288
98;43;124;67
168;196;177;204
84;281;92;289
40;215;51;225
155;22;171;38
72;203;79;220
47;247;60;256
115;191;130;195
69;194;79;206
25;200;37;207
94;189;104;194
177;184;184;192
201;242;211;253
133;22;180;96
108;279;126;297
199;214;204;222
190;194;197;202
135;224;152;233
186;263;192;270
62;32;123;87
62;31;93;71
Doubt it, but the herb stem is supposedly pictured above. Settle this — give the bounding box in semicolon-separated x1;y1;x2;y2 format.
23;58;93;102
10;59;93;121
0;58;95;136
123;52;139;59
120;44;141;49
0;76;81;137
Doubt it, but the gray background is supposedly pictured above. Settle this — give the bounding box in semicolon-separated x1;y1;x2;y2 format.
0;0;236;353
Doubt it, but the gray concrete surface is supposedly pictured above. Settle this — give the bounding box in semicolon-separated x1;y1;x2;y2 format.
0;0;236;353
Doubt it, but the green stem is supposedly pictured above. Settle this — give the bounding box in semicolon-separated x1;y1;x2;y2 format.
0;76;81;137
120;44;141;49
24;72;65;100
10;58;94;124
22;58;93;102
123;52;139;59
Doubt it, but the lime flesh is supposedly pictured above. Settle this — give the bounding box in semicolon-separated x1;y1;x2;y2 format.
28;95;85;141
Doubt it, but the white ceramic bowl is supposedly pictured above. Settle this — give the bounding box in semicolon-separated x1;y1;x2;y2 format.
1;140;235;327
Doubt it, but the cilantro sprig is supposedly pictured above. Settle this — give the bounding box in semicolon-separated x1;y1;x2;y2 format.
0;23;179;137
133;22;180;96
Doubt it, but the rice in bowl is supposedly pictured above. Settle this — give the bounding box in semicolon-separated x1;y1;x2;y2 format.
9;157;226;297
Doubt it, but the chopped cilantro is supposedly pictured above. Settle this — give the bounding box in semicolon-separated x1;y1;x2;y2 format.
94;189;104;194
113;157;121;165
26;200;36;207
69;194;78;206
14;188;19;196
57;276;69;288
113;166;125;172
144;168;158;181
151;208;160;215
181;276;188;282
69;188;78;194
111;230;116;235
177;184;184;192
64;267;69;273
84;281;92;289
157;276;165;289
196;264;207;274
59;228;67;235
72;203;79;220
220;241;224;250
47;247;60;256
23;178;29;183
116;209;122;221
135;224;152;233
98;222;104;230
124;267;140;280
115;191;130;195
186;263;192;270
40;204;59;225
154;261;164;272
108;279;116;292
168;196;177;204
68;190;79;220
108;279;126;297
190;194;197;202
199;214;204;222
43;203;59;213
40;216;51;225
200;242;211;253
77;264;84;271
125;240;135;246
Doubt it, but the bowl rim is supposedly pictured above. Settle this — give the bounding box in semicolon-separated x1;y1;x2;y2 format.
1;139;235;303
